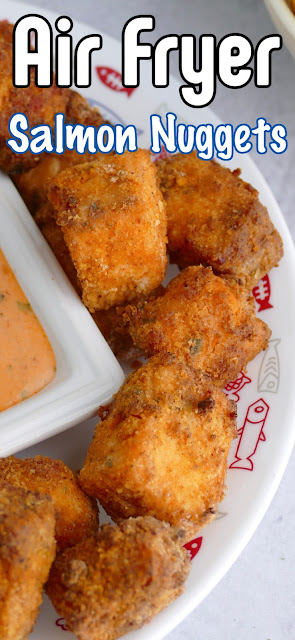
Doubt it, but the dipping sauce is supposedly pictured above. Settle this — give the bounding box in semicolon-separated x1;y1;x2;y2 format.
0;248;56;412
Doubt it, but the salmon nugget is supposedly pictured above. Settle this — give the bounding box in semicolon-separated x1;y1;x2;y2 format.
34;209;133;354
0;456;99;550
158;152;283;289
47;516;190;640
34;206;157;358
47;149;168;311
95;286;164;360
33;209;140;355
123;266;270;386
79;355;237;541
13;90;108;214
93;306;140;360
13;150;94;215
34;202;81;292
65;88;107;128
0;482;56;640
0;21;68;173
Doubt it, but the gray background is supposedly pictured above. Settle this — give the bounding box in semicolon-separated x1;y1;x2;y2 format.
17;1;295;639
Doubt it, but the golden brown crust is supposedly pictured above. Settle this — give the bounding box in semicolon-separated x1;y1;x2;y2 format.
287;0;295;13
0;21;69;173
157;152;283;288
65;89;108;128
48;150;168;311
29;213;143;355
13;150;94;215
34;208;141;358
0;482;56;640
34;202;81;292
34;208;162;358
92;307;141;360
0;456;99;551
79;354;237;541
47;516;190;640
122;266;271;386
13;90;108;215
94;286;164;360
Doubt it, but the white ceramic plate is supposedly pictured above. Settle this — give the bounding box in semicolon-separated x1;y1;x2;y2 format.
2;2;295;639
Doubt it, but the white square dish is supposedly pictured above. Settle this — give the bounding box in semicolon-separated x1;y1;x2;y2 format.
0;172;124;456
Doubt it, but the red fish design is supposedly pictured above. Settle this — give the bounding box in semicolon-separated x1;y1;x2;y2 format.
55;618;69;632
96;66;135;97
252;274;273;312
152;145;171;163
229;398;269;470
183;536;203;560
224;371;252;402
258;338;280;393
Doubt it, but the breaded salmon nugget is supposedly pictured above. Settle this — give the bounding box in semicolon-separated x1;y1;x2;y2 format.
34;204;156;358
65;89;107;128
34;202;81;292
95;286;164;360
122;266;270;386
0;21;68;173
157;152;283;289
47;516;190;640
34;208;134;354
13;90;108;214
0;456;99;550
93;306;140;360
47;150;167;311
0;482;56;640
13;150;94;215
79;355;237;541
32;210;140;354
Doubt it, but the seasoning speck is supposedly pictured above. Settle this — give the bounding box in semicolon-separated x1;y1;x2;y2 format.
17;301;33;313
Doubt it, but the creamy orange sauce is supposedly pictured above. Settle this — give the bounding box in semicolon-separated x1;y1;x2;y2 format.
0;248;56;412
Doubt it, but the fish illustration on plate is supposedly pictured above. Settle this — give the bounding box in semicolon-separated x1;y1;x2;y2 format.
252;274;273;312
224;371;252;402
216;511;228;520
152;144;171;162
258;339;280;393
229;398;270;470
183;536;203;560
96;66;136;96
55;618;69;631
